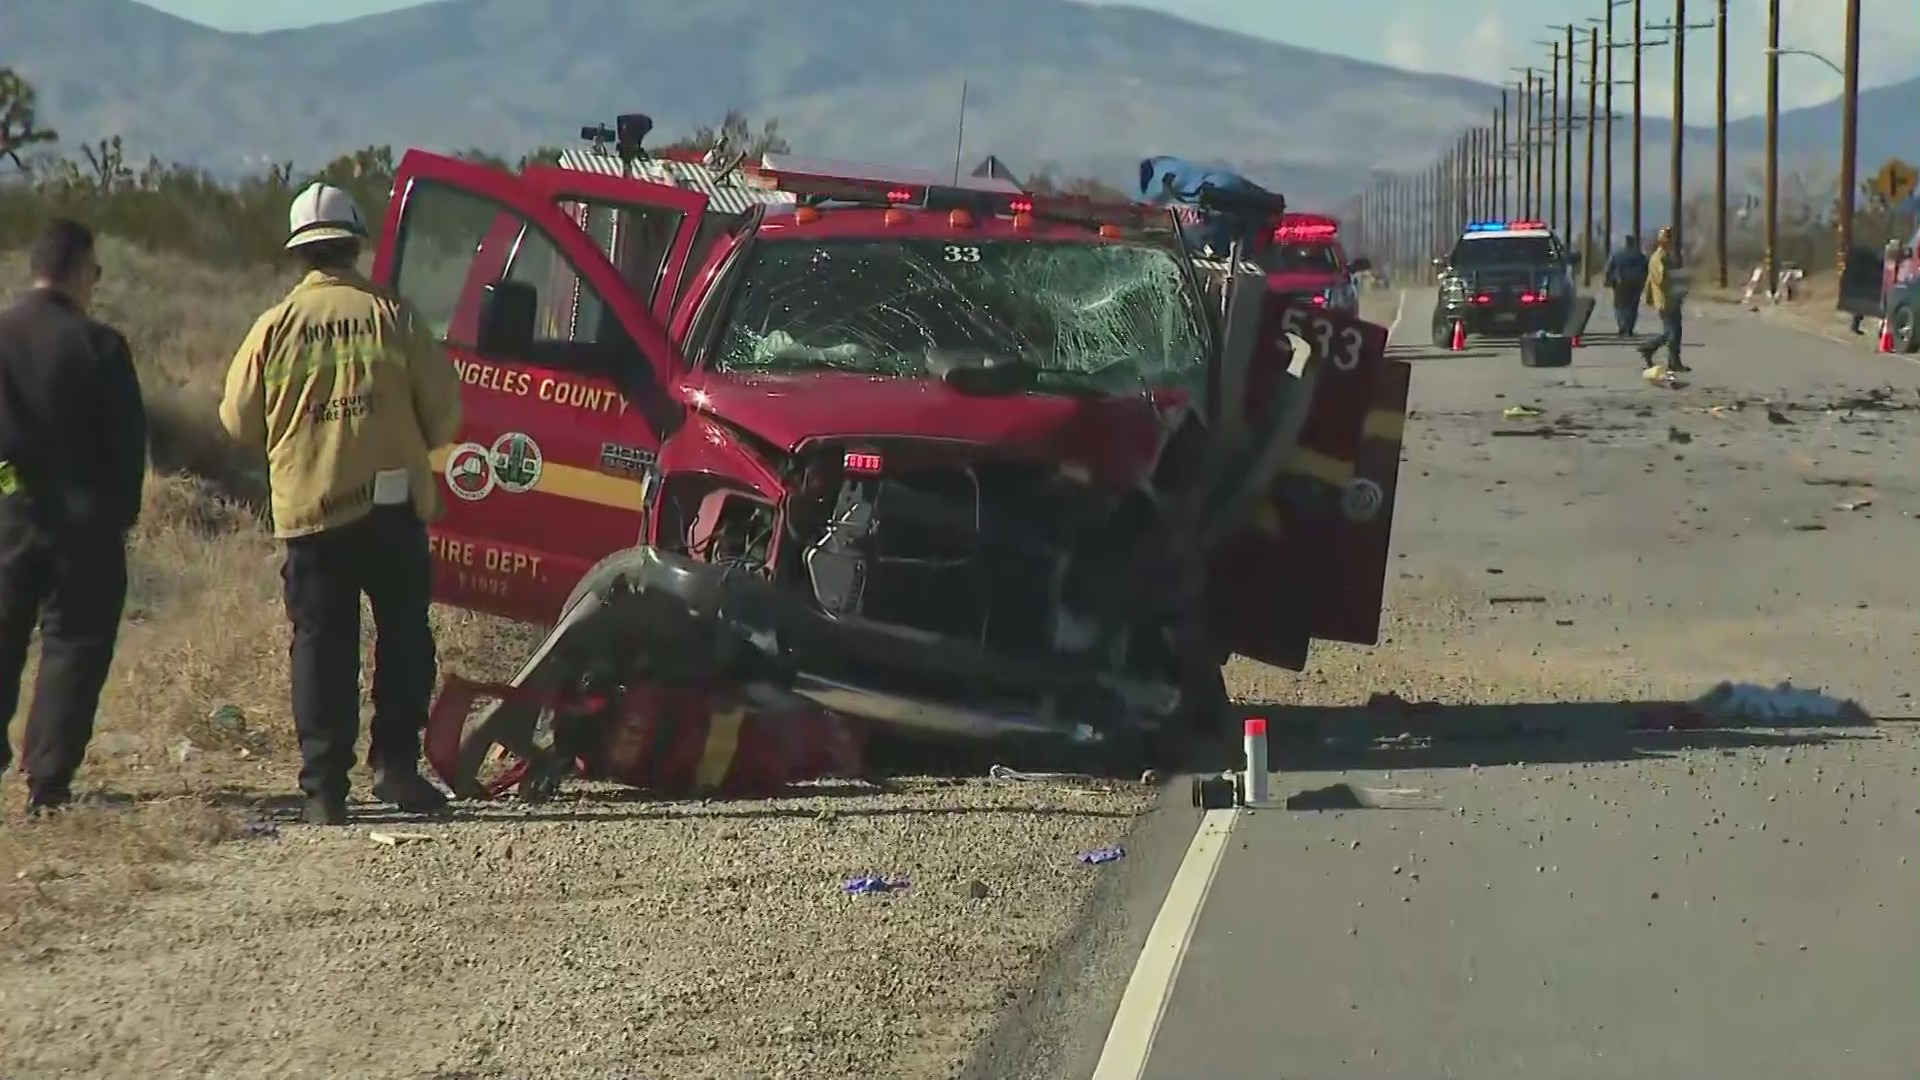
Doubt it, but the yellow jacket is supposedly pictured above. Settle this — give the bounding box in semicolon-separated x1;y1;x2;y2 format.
1643;247;1671;311
219;269;462;539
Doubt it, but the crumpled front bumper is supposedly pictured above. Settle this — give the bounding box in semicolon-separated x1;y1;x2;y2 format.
425;547;1182;795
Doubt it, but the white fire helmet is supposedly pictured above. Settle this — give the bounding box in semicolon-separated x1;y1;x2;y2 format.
285;182;369;251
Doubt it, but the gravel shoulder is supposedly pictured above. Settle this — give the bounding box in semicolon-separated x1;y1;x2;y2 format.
3;778;1151;1080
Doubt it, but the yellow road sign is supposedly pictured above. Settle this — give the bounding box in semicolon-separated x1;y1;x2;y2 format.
1871;159;1917;203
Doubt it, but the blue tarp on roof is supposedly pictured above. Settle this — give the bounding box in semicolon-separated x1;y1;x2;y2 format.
1136;155;1277;255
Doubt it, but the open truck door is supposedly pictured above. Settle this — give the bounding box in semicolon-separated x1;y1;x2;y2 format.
1203;284;1408;670
370;150;707;623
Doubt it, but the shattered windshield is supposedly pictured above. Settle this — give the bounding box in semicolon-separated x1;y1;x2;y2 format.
1260;242;1341;274
712;238;1207;394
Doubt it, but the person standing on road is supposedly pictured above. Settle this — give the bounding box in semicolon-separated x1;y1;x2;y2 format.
1637;228;1689;373
1602;234;1649;336
219;183;463;826
0;219;148;815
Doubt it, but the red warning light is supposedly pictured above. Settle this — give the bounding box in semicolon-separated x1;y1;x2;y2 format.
1008;198;1034;213
843;451;884;473
886;188;916;203
1272;223;1338;241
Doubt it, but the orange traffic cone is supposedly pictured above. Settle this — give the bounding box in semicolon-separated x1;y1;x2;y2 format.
1449;319;1466;351
1877;318;1895;353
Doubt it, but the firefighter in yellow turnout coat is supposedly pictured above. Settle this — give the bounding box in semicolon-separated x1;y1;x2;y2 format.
220;182;463;824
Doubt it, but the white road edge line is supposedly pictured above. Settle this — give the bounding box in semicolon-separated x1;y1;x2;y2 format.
1089;807;1240;1080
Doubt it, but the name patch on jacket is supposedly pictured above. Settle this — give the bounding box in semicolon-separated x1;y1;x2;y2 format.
298;317;380;345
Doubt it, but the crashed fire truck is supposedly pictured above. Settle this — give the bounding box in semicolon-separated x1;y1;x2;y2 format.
367;115;1410;800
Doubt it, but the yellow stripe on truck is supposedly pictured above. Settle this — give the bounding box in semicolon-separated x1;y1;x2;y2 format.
694;705;747;791
1262;406;1408;535
427;447;645;510
1362;407;1405;441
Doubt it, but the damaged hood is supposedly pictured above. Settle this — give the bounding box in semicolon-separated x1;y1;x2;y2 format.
687;371;1189;487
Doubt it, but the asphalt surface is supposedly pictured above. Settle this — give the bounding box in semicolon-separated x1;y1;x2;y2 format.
1122;297;1920;1080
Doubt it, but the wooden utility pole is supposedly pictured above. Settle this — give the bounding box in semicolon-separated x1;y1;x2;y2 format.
1489;99;1505;217
1545;41;1561;228
1648;2;1715;259
1489;93;1505;217
1603;4;1620;252
1837;0;1862;276
1764;0;1779;295
1714;0;1729;286
1534;73;1549;219
1631;0;1644;239
1562;25;1577;240
1518;73;1534;217
1584;27;1599;280
1670;0;1687;253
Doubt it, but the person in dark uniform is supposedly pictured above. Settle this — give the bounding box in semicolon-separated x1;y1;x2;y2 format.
0;219;148;814
220;183;463;825
1602;234;1649;337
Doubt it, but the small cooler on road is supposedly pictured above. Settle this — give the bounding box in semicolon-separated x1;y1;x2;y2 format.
1520;332;1573;368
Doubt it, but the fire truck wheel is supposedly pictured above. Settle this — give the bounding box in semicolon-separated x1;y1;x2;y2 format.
1891;303;1917;354
562;546;660;618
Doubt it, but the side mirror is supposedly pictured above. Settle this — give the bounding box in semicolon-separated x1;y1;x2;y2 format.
1347;257;1373;274
475;280;537;357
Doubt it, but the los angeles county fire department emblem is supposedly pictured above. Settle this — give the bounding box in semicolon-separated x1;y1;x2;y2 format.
443;432;543;501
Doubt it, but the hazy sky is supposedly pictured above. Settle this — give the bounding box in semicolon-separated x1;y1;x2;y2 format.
143;0;1908;121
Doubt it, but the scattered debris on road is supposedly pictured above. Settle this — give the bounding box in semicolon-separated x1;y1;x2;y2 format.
842;874;911;895
1076;845;1126;865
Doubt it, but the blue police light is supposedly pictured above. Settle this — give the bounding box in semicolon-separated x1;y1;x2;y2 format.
1464;219;1548;233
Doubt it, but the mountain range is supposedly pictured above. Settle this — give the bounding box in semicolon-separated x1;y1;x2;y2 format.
0;0;1911;214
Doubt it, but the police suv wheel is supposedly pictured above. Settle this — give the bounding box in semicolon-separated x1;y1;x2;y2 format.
1430;309;1452;348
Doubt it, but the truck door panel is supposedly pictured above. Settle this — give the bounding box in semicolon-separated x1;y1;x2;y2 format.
1204;298;1404;668
372;151;687;625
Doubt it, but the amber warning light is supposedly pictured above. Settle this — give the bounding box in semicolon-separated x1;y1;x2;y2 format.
844;452;884;473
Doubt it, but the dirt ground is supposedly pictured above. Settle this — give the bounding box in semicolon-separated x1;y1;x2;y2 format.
0;243;1160;1080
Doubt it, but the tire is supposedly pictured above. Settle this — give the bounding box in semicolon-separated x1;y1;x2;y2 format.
1430;308;1452;348
451;547;660;798
563;545;659;620
1891;303;1918;355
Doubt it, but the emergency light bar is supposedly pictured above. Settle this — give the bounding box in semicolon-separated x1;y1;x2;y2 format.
1465;220;1547;232
1273;222;1338;241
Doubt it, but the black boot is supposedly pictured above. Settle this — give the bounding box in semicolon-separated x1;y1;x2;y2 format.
298;793;349;826
25;782;71;818
372;767;449;813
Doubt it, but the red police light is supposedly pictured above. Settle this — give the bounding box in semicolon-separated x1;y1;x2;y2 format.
844;451;883;473
1273;223;1338;241
1508;220;1547;230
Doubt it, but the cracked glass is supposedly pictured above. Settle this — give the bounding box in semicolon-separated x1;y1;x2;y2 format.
712;238;1208;395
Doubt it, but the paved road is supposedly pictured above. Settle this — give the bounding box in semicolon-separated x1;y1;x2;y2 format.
1117;297;1920;1080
